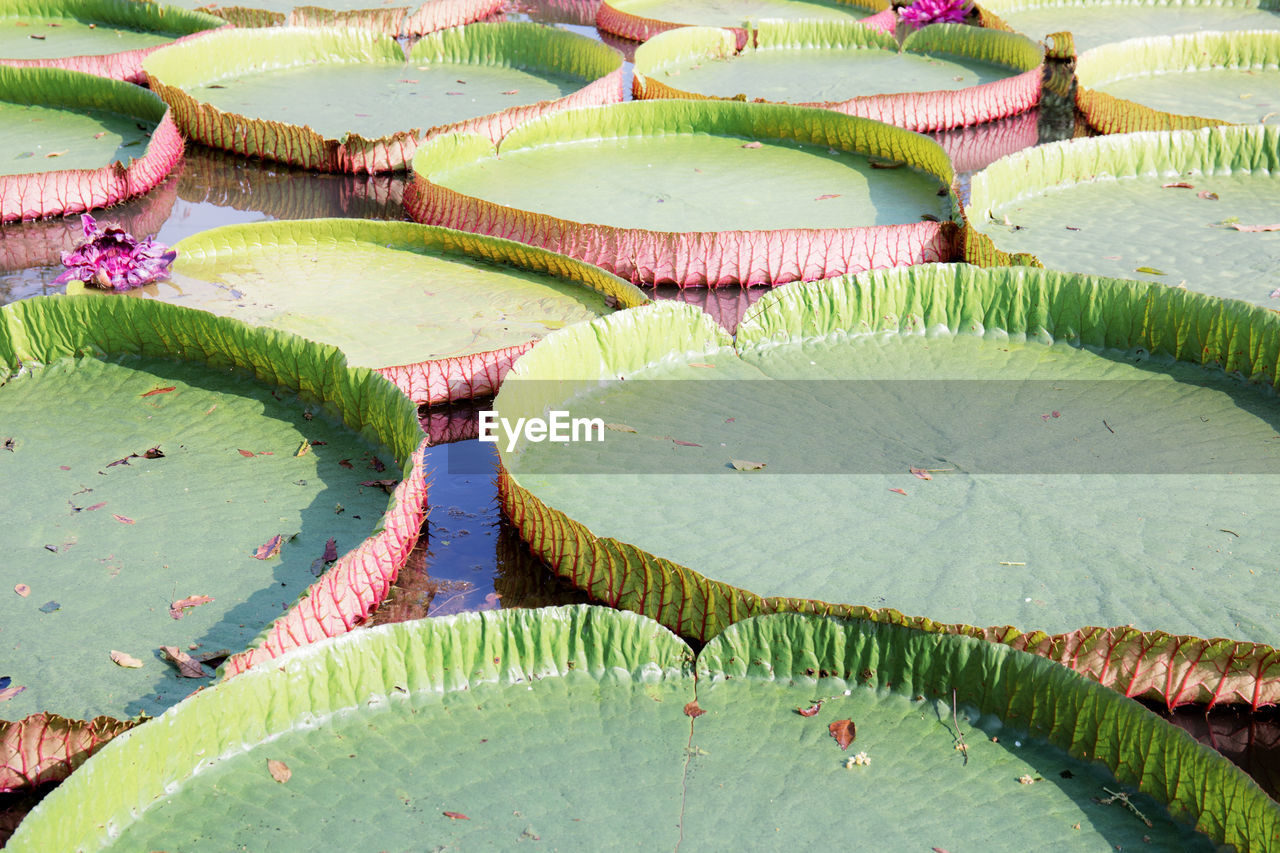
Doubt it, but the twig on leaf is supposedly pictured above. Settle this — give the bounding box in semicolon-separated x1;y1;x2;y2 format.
1099;787;1153;827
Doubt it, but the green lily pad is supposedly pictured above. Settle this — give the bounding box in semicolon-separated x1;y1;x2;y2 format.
634;21;1043;132
967;124;1280;305
494;263;1280;708
409;99;960;286
1077;31;1280;134
8;607;1275;851
142;22;624;172
597;0;894;45
0;65;181;221
165;0;498;36
125;219;646;404
978;0;1280;53
0;0;223;83
0;295;424;727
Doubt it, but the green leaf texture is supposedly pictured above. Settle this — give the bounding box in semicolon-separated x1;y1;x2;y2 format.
9;607;1276;850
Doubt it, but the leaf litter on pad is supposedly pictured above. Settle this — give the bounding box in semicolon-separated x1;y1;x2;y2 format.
268;759;292;783
169;594;214;619
160;646;209;678
252;534;284;560
110;650;144;668
829;719;856;750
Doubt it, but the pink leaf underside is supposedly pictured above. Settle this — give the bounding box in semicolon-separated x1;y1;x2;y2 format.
596;2;895;44
0;109;183;223
0;30;221;85
407;180;959;287
820;66;1041;133
376;341;535;406
400;0;505;36
157;67;622;174
221;439;429;677
0;713;140;792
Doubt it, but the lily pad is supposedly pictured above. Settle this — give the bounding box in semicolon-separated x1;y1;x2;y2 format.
978;0;1280;52
164;0;499;36
597;0;895;46
967;123;1280;305
129;219;647;404
0;0;223;83
7;607;1275;850
0;294;426;788
409;99;960;286
142;22;625;173
1077;31;1280;134
0;65;181;222
634;21;1043;132
494;263;1280;709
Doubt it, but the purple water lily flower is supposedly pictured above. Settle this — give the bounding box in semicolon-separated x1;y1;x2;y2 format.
898;0;971;28
54;214;176;292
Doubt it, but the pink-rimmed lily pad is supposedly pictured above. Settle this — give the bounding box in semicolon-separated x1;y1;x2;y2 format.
493;263;1280;710
978;0;1280;52
408;99;961;287
142;22;625;173
123;218;646;404
0;0;224;84
597;0;895;46
633;21;1043;132
0;294;426;790
1077;31;1280;134
966;123;1280;305
0;65;181;222
167;0;499;36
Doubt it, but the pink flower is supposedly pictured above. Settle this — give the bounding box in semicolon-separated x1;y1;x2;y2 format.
54;214;176;292
899;0;971;28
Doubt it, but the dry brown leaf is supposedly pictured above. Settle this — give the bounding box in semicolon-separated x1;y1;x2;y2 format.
740;141;762;149
160;646;208;678
110;650;143;668
1231;223;1280;232
683;701;706;719
267;759;291;783
14;583;29;597
169;594;214;620
829;719;857;750
730;459;766;471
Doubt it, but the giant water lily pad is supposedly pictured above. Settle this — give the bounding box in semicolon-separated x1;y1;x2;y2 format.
130;219;646;404
967;124;1280;304
0;0;223;84
979;0;1280;52
597;0;895;45
0;295;426;788
7;606;1276;850
494;264;1280;709
164;0;499;36
1076;31;1280;134
0;65;181;221
142;23;624;173
634;21;1043;132
409;99;960;287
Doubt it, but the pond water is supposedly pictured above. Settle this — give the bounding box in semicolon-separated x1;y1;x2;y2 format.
1;0;1278;837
